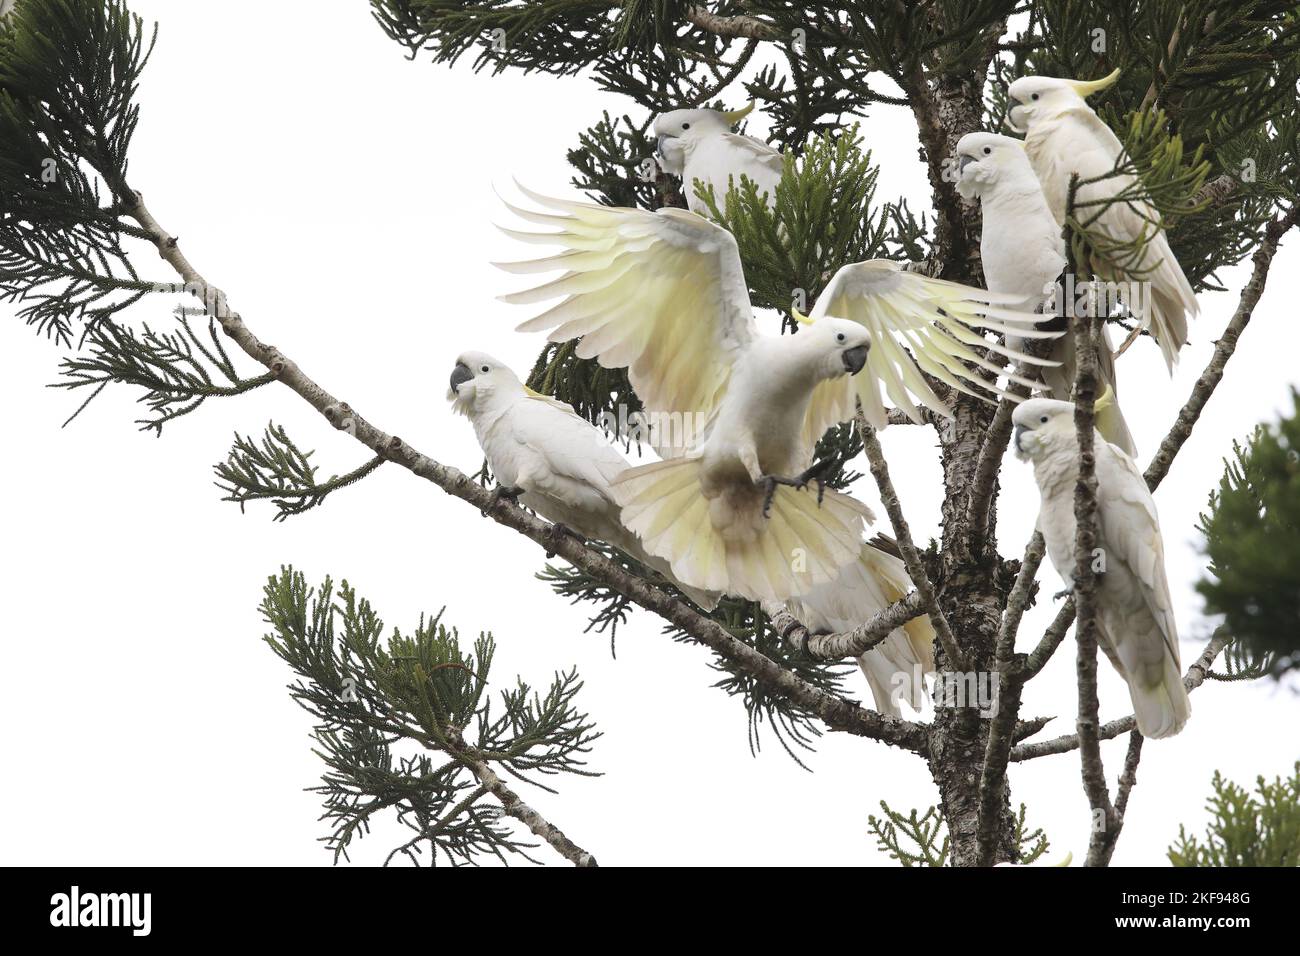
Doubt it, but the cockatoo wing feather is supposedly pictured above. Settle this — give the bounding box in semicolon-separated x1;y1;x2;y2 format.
812;261;1055;427
498;190;757;458
611;458;871;601
719;132;786;173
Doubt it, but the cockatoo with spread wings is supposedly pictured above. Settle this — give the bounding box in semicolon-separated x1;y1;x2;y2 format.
1013;397;1190;738
956;131;1137;455
448;351;720;611
494;186;1055;602
654;103;784;216
1006;69;1199;371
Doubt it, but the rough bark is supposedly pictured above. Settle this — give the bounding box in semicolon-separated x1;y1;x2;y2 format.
900;33;1020;866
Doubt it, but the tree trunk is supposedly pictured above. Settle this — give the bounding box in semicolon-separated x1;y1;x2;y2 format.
909;54;1021;866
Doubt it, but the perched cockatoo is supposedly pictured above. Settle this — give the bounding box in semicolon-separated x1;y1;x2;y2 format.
774;538;936;716
956;131;1137;455
448;351;720;611
1012;397;1190;739
654;103;784;216
495;185;1056;602
1006;69;1199;371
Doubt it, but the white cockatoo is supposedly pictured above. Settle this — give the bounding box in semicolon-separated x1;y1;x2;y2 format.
448;351;721;611
1006;69;1199;371
956;131;1137;455
775;538;936;716
653;103;784;216
494;185;1056;602
1012;397;1190;739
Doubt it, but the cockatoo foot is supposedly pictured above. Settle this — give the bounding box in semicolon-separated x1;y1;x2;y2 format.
758;459;836;518
1053;587;1072;601
758;474;803;518
543;522;583;558
482;484;524;515
796;458;838;506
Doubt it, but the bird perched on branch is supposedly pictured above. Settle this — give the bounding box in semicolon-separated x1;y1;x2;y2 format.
653;102;784;216
1006;69;1199;371
1013;396;1190;739
956;131;1137;455
495;185;1055;602
448;350;719;611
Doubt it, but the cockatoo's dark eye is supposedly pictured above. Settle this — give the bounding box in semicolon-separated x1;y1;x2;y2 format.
836;333;846;342
983;146;992;155
481;365;490;373
681;123;690;130
1040;415;1049;423
1031;93;1040;101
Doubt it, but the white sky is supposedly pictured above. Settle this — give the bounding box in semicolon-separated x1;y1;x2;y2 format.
1;1;1296;866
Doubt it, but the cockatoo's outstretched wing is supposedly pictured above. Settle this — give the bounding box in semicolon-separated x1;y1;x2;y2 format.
811;260;1061;428
496;186;756;458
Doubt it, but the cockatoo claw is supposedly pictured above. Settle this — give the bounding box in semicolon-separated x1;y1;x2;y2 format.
759;459;837;517
482;484;523;516
543;522;585;558
1053;587;1072;601
798;458;837;507
758;474;801;518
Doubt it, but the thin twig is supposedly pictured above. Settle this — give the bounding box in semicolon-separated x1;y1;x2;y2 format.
857;414;966;672
448;731;597;867
1009;631;1230;761
1145;203;1300;487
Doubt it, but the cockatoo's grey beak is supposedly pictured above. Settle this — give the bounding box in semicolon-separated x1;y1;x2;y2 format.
655;135;670;157
1013;424;1026;453
959;154;976;173
842;345;869;375
450;362;474;394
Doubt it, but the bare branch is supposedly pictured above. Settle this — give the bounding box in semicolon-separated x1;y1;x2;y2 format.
1186;172;1237;211
1008;631;1230;761
448;731;597;867
964;337;1056;545
857;414;966;672
1145;203;1300;487
771;592;925;661
684;5;782;41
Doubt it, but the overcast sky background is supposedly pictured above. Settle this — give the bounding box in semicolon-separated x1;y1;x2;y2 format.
2;1;1297;866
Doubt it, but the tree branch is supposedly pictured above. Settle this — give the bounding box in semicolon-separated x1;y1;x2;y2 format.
771;592;925;661
1008;631;1230;761
1145;203;1300;487
857;414;966;672
964;336;1056;546
974;530;1045;866
124;191;928;755
448;731;597;867
1068;306;1116;867
683;5;782;42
